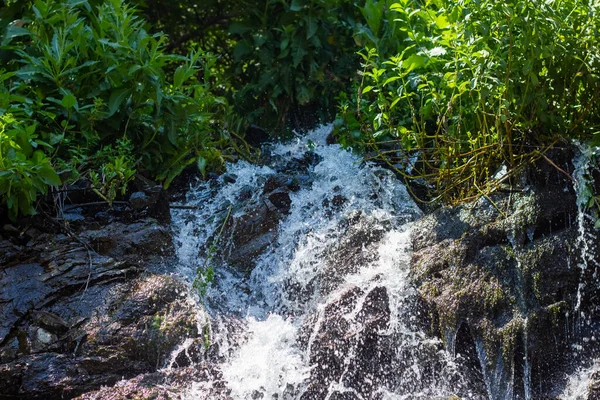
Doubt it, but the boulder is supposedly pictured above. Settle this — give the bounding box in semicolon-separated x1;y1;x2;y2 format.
0;219;206;399
299;286;395;399
73;364;230;400
410;158;586;398
220;173;298;273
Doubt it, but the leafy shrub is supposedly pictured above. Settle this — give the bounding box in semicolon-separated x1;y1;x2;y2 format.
0;114;61;219
0;0;234;218
336;0;600;203
132;0;362;132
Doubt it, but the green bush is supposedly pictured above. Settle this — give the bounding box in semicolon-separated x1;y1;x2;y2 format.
336;0;600;203
132;0;362;132
0;0;234;219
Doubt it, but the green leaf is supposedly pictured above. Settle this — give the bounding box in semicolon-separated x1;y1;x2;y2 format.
383;76;401;86
362;86;373;95
197;157;207;177
61;94;78;110
293;46;308;68
174;66;186;88
306;16;317;40
37;165;61;186
402;54;427;73
290;0;303;11
233;41;251;61
2;26;31;46
107;88;131;117
229;22;251;35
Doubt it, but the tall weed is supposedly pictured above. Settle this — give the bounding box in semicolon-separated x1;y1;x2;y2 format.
337;0;600;203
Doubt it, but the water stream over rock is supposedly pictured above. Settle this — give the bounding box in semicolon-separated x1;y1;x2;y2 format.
172;126;483;399
168;126;600;400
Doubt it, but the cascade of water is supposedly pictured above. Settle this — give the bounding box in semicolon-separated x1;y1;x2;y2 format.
172;126;484;399
572;143;600;315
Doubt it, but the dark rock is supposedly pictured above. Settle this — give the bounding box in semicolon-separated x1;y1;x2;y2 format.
589;371;600;400
220;192;284;272
410;182;582;397
0;272;205;399
223;174;237;184
222;205;279;272
129;191;150;209
331;194;347;208
63;211;86;223
74;364;231;400
281;152;322;174
325;128;337;145
131;174;171;224
263;175;289;193
299;286;393;400
80;219;173;260
268;189;292;213
0;220;207;399
245;124;270;147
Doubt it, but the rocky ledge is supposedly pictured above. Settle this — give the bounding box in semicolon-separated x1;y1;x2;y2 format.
0;217;208;399
410;152;599;398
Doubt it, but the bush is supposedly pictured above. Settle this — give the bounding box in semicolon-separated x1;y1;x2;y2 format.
336;0;600;203
132;0;362;132
0;0;234;219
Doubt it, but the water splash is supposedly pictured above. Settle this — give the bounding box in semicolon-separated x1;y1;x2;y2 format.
573;143;600;314
559;360;600;399
174;125;483;399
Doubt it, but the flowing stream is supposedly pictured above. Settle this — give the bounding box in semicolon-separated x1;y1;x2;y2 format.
169;126;599;399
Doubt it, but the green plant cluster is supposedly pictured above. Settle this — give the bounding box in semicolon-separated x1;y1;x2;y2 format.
335;0;600;203
0;0;233;219
131;0;362;131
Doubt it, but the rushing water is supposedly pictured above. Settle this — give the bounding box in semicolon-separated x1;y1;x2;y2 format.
170;126;599;399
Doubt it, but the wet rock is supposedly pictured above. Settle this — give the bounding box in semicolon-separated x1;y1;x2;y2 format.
129;191;150;209
219;174;299;272
299;286;394;400
411;174;582;397
0;219;207;399
263;175;289;193
80;219;173;260
268;189;292;213
132;174;171;224
222;201;280;272
0;272;205;399
297;283;482;399
325;128;337;145
281;151;323;174
589;371;600;400
73;364;231;400
245;124;270;147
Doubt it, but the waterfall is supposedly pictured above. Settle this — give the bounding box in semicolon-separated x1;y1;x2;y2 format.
171;125;479;399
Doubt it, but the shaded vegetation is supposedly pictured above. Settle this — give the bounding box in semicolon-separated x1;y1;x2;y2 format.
1;0;599;219
335;0;600;204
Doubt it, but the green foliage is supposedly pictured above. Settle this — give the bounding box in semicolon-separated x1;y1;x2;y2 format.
0;0;233;218
132;0;362;132
0;114;61;220
227;0;360;129
337;0;600;203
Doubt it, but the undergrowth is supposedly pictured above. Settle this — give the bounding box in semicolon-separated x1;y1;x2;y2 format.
335;0;600;205
0;0;243;219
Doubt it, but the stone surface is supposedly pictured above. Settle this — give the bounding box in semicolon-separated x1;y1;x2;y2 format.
0;219;206;399
410;159;584;397
589;371;600;400
73;364;230;400
299;286;395;399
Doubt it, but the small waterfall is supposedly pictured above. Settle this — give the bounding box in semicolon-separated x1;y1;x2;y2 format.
171;125;480;399
573;143;600;315
557;143;600;399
